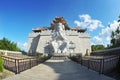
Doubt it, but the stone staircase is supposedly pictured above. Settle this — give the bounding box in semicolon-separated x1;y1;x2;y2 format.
50;56;68;60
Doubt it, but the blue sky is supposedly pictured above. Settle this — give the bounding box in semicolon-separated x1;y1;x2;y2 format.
0;0;120;51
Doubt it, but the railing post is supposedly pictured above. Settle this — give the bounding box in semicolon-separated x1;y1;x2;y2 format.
36;58;39;65
99;59;102;74
15;59;20;74
81;58;82;65
29;59;31;68
102;58;105;74
88;59;90;69
99;59;104;74
17;59;20;74
15;59;18;74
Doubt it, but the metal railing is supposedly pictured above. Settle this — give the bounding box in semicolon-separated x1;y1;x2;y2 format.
2;56;39;74
71;55;119;74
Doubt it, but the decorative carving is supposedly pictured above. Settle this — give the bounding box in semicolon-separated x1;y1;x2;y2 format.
50;17;70;30
47;23;71;54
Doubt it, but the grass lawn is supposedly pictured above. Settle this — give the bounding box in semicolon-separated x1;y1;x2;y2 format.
0;69;15;80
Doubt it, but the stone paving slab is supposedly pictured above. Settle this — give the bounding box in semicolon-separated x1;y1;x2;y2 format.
3;59;115;80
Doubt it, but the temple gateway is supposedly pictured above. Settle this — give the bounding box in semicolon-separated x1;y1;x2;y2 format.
28;17;91;56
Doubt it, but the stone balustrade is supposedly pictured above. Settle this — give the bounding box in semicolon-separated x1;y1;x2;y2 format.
0;49;22;56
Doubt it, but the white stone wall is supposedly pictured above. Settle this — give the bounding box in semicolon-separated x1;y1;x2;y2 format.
36;35;52;53
28;33;40;54
28;30;91;56
66;34;91;56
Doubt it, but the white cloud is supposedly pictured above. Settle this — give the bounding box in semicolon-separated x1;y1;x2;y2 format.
100;20;119;37
91;42;95;45
74;20;81;26
100;20;119;41
79;14;91;22
93;36;102;42
23;42;28;48
17;42;28;51
92;20;120;45
74;14;104;31
74;14;120;46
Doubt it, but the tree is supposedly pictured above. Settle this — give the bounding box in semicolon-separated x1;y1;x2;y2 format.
118;15;120;22
91;45;105;51
110;31;116;46
110;16;120;48
0;37;20;51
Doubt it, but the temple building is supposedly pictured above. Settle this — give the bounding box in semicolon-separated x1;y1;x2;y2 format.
28;17;91;56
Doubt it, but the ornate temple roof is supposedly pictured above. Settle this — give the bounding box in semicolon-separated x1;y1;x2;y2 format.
71;28;86;33
50;17;70;30
32;17;86;33
32;27;48;32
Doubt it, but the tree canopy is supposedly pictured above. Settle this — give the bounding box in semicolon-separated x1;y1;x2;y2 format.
109;16;120;48
91;45;105;51
0;37;20;51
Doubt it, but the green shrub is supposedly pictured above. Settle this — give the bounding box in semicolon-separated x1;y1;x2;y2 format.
0;57;4;72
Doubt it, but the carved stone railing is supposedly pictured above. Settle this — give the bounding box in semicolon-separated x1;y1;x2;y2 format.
0;50;22;56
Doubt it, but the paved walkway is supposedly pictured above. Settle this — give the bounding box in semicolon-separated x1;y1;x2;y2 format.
3;59;115;80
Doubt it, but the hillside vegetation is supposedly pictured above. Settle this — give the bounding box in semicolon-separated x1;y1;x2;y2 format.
0;37;20;51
